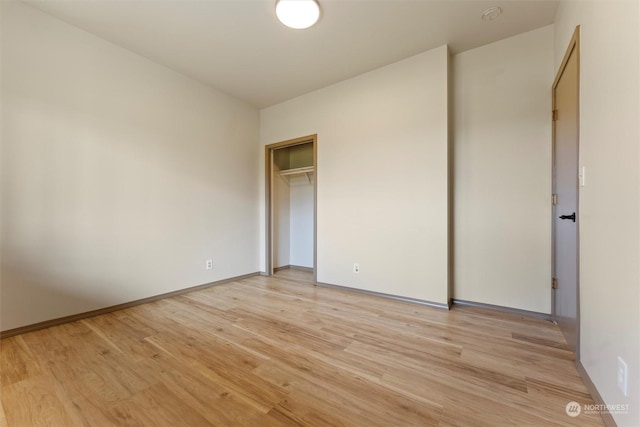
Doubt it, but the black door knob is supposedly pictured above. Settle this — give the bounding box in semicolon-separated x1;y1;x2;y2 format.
559;212;576;222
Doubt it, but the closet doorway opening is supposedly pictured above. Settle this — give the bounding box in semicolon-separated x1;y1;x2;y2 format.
265;135;317;282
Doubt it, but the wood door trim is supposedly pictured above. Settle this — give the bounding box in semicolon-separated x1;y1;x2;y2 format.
551;26;580;357
553;26;580;90
266;134;316;150
265;134;318;282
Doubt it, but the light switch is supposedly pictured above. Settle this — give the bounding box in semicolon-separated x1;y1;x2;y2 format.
579;166;586;187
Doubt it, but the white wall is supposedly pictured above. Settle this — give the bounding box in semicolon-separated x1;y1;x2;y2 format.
0;1;260;331
453;26;554;313
261;46;450;304
273;165;290;268
289;175;313;268
554;1;639;426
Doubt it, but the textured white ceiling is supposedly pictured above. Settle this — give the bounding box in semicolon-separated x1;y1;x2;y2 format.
23;0;559;108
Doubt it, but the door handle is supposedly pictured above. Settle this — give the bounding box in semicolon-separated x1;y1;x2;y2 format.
559;212;576;222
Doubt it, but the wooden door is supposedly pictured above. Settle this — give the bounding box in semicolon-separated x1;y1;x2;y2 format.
552;27;580;355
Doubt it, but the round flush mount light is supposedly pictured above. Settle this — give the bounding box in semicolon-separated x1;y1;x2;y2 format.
481;6;503;21
275;0;321;30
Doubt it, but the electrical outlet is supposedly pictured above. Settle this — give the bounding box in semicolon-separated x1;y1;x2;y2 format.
205;259;213;270
353;263;359;274
617;357;628;396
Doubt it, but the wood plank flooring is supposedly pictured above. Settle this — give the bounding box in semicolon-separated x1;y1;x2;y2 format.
1;269;604;426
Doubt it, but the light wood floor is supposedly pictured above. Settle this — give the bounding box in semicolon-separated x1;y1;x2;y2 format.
1;269;604;426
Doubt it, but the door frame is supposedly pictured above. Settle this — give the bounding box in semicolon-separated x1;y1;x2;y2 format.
551;26;580;356
265;134;317;281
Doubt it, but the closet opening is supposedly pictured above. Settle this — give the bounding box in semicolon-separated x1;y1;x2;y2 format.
265;135;317;282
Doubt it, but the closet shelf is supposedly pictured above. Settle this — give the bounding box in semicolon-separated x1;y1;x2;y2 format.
279;166;314;183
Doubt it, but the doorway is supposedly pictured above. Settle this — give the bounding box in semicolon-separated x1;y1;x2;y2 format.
552;27;580;356
265;135;317;281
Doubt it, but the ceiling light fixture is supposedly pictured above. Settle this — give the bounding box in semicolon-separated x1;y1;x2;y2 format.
275;0;321;30
481;6;503;21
